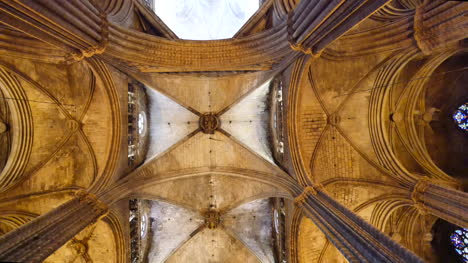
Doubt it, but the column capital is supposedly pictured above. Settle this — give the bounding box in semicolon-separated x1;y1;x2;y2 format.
413;4;433;55
411;177;430;202
288;41;322;58
75;190;108;215
286;11;321;58
66;11;109;62
409;177;468;227
294;185;324;204
411;177;431;214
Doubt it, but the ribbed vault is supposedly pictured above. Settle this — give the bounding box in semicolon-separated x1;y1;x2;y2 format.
0;1;466;263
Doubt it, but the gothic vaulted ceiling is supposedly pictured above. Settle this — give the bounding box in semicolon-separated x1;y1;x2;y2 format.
0;0;467;263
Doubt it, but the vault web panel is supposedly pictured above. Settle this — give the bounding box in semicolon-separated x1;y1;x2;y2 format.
147;200;204;263
222;199;275;263
220;80;274;164
146;87;199;160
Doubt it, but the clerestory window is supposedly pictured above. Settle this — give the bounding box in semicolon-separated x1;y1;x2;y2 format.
453;103;468;131
451;228;468;262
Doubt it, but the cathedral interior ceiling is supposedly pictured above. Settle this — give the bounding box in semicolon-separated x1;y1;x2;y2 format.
145;86;199;159
143;71;274;163
0;0;466;262
287;7;468;261
0;57;120;198
298;217;345;263
121;64;288;262
139;198;275;263
45;220;118;263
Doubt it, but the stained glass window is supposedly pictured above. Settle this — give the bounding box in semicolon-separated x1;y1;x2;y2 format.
453;103;468;131
451;228;468;262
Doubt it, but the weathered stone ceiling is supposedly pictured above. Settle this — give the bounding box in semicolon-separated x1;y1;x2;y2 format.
291;9;457;261
222;199;275;263
167;228;259;263
1;1;466;262
0;57;120;198
220;80;274;164
141;71;270;114
45;220;117;263
0;56;125;262
127;69;287;262
142;198;275;263
145;77;274;163
145;87;199;160
146;200;204;263
298;217;345;263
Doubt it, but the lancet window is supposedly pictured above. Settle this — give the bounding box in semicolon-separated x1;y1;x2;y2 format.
127;81;149;168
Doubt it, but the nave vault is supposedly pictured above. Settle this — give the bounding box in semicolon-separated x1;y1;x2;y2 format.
0;0;467;262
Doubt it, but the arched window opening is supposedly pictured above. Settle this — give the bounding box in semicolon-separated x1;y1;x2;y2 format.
127;81;149;169
453;103;468;131
0;88;10;171
270;77;285;164
140;214;147;238
129;199;152;263
451;228;468;262
272;198;287;262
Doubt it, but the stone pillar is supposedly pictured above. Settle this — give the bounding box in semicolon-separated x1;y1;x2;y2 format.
288;0;390;55
295;186;424;263
0;0;108;60
0;191;108;263
412;178;468;228
413;0;468;55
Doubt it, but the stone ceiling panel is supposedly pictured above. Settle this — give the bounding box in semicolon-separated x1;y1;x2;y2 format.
220;80;274;164
145;87;199;160
20;133;95;193
146;131;280;176
139;174;282;212
336;70;380;162
298;217;327;263
80;76;113;178
297;76;327;166
222;199;275;263
310;54;386;114
144;71;268;114
19;80;71;175
147;200;204;263
45;220;117;263
312;126;396;186
312;127;360;183
166;228;260;263
299;217;347;263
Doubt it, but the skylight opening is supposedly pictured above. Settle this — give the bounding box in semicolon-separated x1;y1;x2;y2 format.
153;0;260;40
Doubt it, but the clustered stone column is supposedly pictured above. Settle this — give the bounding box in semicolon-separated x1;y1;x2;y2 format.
413;0;468;55
0;191;108;263
295;185;424;263
0;0;109;60
288;0;390;55
411;178;468;228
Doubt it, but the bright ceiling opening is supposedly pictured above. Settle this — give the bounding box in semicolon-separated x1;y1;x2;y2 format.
153;0;260;40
